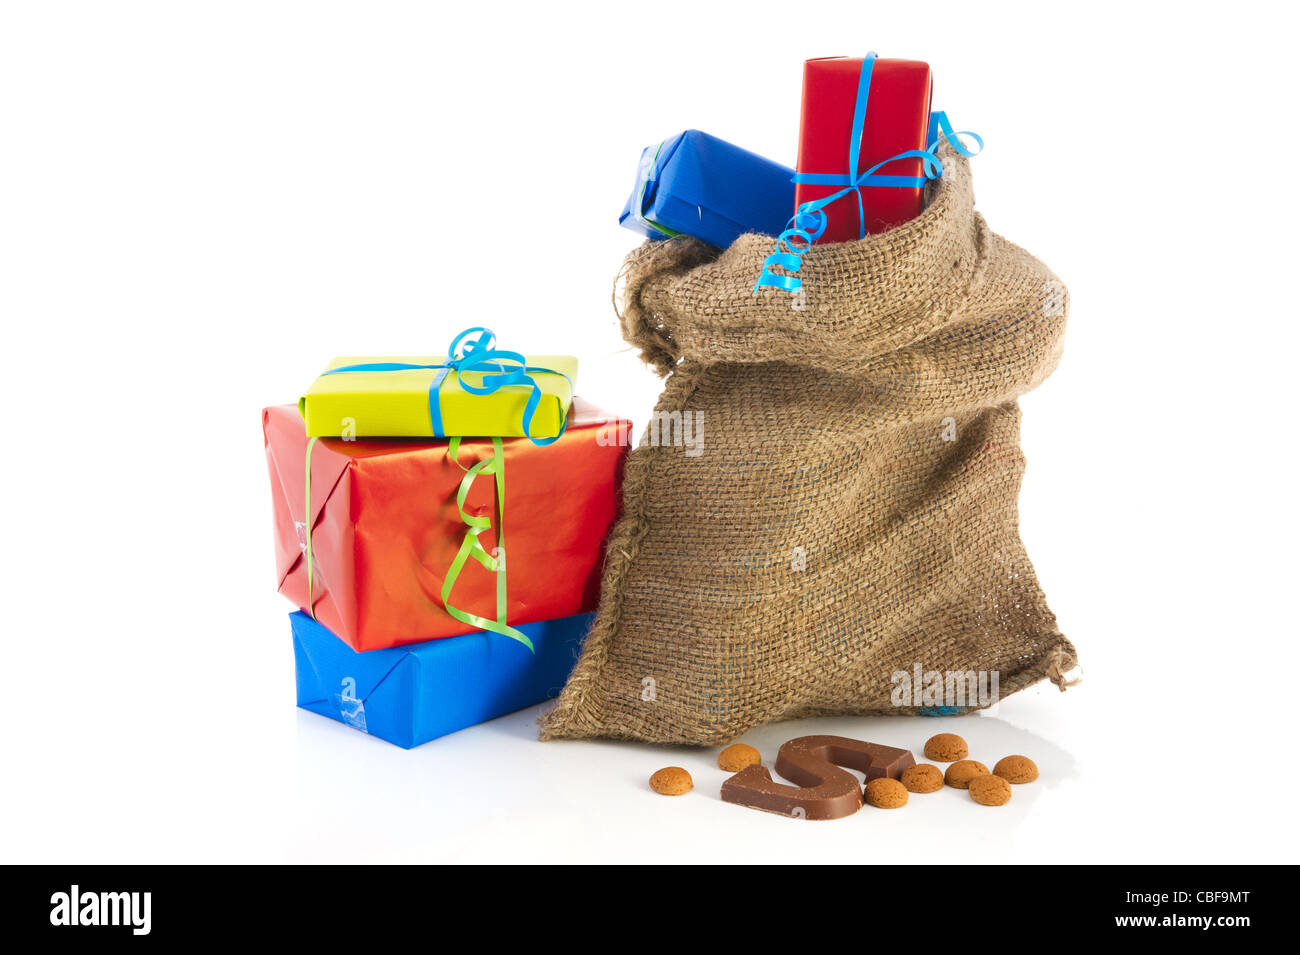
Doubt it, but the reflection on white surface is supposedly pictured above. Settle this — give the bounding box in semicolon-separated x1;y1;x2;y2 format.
285;686;1089;864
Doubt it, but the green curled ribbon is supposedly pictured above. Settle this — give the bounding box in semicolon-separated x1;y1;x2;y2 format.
440;436;533;651
300;434;532;651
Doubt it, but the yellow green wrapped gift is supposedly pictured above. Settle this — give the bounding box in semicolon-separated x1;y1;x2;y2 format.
299;328;577;443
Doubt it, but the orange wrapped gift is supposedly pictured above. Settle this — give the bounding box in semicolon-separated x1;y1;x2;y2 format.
263;399;631;652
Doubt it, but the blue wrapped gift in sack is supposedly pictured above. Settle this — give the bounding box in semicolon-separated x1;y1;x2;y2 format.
290;610;593;748
619;130;796;249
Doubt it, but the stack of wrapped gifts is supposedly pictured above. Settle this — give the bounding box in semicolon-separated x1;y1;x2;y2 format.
263;328;630;748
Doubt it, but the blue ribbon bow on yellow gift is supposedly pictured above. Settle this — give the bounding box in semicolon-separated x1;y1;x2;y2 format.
321;327;571;446
754;52;984;293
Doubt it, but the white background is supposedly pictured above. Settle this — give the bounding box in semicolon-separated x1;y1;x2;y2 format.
2;1;1297;864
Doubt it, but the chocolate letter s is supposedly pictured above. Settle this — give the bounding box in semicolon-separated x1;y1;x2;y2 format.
720;735;915;820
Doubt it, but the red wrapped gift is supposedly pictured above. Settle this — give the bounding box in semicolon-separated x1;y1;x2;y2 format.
794;55;933;242
264;399;631;652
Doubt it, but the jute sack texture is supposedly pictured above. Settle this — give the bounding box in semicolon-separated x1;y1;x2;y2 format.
542;148;1076;745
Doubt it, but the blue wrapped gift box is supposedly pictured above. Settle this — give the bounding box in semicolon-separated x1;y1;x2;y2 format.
290;610;593;748
618;130;795;249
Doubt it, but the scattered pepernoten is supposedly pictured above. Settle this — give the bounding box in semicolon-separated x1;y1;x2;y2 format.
944;760;991;790
993;755;1039;784
710;734;1037;820
900;764;945;794
649;767;694;796
923;732;969;762
969;774;1013;806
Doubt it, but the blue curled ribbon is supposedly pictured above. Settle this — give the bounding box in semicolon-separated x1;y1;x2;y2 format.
754;52;983;293
320;327;570;446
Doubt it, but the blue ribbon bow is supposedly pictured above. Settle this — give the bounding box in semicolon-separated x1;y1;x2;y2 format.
321;327;570;446
754;52;983;293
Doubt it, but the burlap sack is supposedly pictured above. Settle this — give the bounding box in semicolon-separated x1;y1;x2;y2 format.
542;148;1076;745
